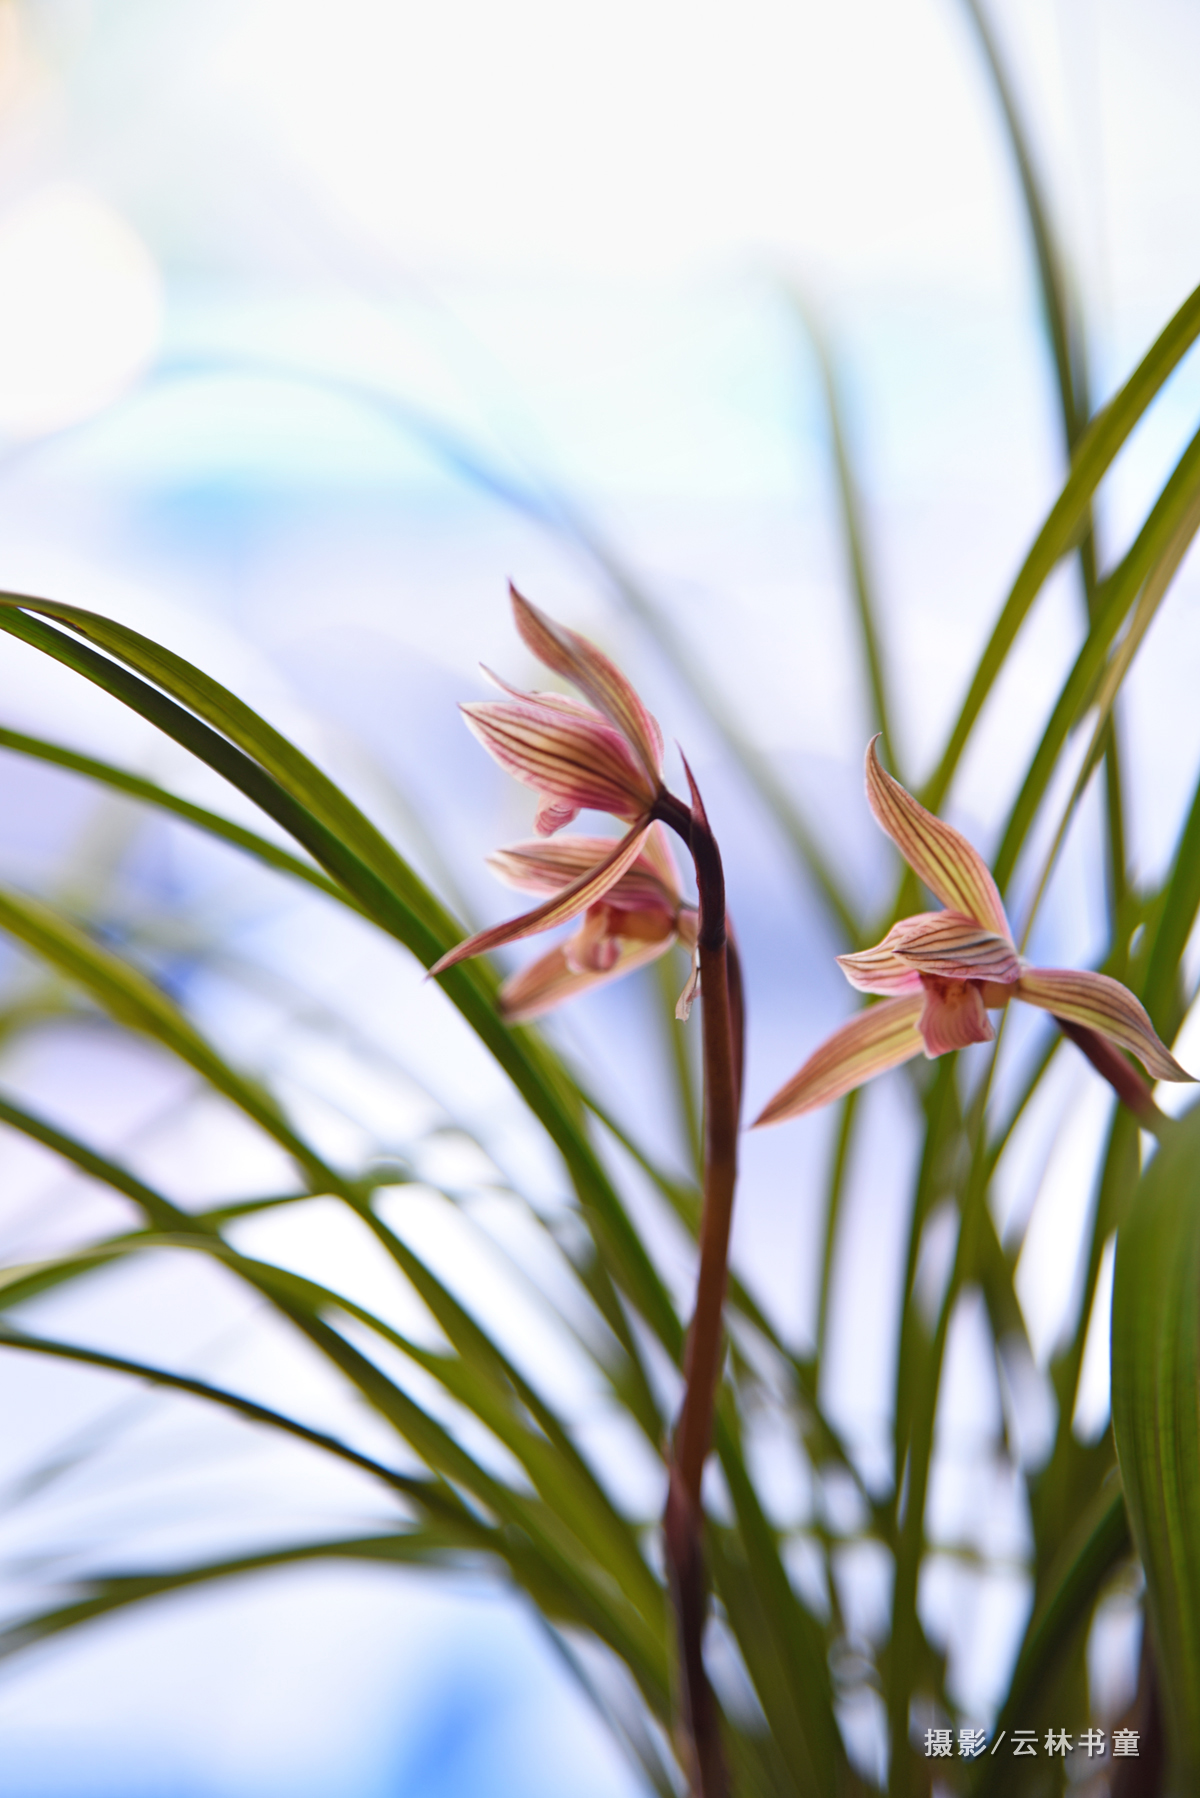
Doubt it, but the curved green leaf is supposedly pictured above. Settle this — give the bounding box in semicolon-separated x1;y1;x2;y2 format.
1112;1101;1200;1785
926;277;1200;812
0;1528;479;1662
968;1484;1130;1797
0;599;683;1356
0;883;346;1195
0;1317;437;1505
0;725;355;906
993;417;1200;894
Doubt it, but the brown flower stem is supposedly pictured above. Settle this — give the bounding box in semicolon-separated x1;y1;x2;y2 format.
654;775;743;1798
664;1465;728;1797
674;924;740;1498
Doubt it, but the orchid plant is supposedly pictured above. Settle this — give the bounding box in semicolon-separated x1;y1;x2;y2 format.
5;24;1200;1798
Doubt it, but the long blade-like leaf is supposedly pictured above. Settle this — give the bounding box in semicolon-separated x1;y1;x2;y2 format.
0;725;355;906
1112;1101;1200;1784
0;883;345;1194
926;278;1200;811
0;599;683;1357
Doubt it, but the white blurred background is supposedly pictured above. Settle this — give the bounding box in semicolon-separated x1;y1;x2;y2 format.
0;1;1198;1791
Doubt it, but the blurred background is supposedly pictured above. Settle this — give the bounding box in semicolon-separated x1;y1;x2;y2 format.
0;1;1198;1792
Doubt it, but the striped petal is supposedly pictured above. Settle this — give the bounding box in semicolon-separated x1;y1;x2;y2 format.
429;823;652;979
510;585;664;786
752;995;925;1126
498;929;676;1022
1016;967;1194;1083
865;738;1012;940
888;912;1021;984
838;913;941;995
488;822;682;914
462;697;654;827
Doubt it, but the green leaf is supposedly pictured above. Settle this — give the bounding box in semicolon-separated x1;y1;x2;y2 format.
1112;1101;1200;1784
1142;760;1200;1039
0;599;683;1356
0;1315;439;1505
0;1528;482;1662
968;1487;1130;1796
712;1418;846;1796
0;883;345;1195
786;291;899;786
992;417;1200;894
958;0;1088;459
0;725;356;906
926;277;1200;813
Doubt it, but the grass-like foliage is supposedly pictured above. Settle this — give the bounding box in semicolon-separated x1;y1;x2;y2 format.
4;24;1200;1798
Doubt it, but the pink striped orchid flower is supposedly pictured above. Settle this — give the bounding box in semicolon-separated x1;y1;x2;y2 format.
755;738;1192;1126
487;826;698;1021
430;587;696;1012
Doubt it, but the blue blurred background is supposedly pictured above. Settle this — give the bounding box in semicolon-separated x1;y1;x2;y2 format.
0;1;1198;1791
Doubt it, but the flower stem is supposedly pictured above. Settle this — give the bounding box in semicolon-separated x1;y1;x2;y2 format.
674;924;740;1498
654;776;743;1797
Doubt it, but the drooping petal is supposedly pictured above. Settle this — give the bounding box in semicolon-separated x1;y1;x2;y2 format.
429;823;652;979
752;995;925;1126
917;977;994;1056
510;585;664;786
865;738;1012;940
498;929;677;1022
488;829;681;916
462;697;653;826
1016;967;1193;1083
888;911;1021;984
489;836;621;895
838;914;941;995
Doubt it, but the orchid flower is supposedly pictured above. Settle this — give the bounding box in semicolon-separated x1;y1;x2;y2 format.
487;825;699;1021
430;585;677;997
755;738;1193;1125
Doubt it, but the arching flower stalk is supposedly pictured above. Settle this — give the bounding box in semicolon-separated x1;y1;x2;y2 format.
432;585;740;1798
755;738;1192;1128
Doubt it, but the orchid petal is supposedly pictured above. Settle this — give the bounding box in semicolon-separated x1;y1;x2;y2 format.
488;831;681;916
752;995;925;1126
1016;967;1194;1083
510;584;664;786
489;836;623;895
917;978;994;1056
462;698;653;825
839;912;1019;995
865;738;1012;940
481;667;601;719
498;929;676;1022
837;915;938;995
429;824;652;979
888;911;1021;983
